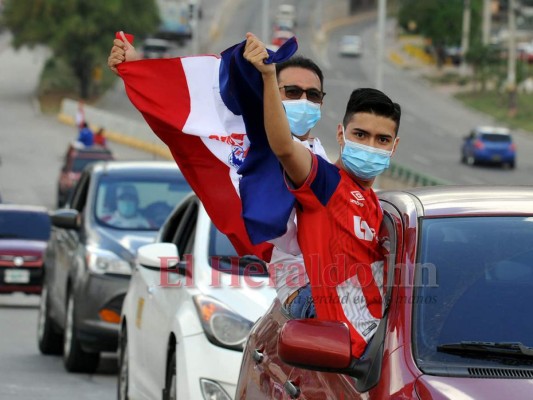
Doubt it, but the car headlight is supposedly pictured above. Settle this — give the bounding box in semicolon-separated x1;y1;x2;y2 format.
193;295;253;352
86;246;132;275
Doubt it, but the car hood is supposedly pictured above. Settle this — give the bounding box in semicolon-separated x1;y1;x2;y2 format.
0;239;47;256
415;373;533;399
200;273;277;323
93;226;157;260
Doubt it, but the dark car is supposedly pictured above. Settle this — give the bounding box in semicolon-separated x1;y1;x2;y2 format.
0;205;51;295
461;126;516;168
236;185;533;399
57;142;115;207
38;161;191;373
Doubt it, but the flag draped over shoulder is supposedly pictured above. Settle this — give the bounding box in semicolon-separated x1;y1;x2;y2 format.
116;38;297;260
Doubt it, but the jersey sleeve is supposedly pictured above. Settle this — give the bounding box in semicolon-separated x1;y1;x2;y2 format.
286;153;341;211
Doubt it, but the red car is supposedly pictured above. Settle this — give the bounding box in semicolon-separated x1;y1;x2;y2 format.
0;205;51;295
57;142;114;207
236;185;533;399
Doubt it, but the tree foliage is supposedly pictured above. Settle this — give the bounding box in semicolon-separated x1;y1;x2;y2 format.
2;0;160;99
398;0;482;47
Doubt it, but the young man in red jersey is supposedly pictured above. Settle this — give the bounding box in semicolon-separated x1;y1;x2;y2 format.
244;33;401;358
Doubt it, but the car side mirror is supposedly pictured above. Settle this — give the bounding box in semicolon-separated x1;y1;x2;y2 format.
278;314;388;393
137;243;189;276
50;209;80;230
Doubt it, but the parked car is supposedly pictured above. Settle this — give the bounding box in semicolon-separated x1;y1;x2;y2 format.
236;185;533;399
0;204;51;295
338;34;362;57
38;161;191;373
461;126;516;168
57;142;114;207
118;193;277;400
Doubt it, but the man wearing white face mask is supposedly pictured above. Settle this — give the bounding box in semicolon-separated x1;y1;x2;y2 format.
244;32;401;358
268;56;331;318
107;185;151;229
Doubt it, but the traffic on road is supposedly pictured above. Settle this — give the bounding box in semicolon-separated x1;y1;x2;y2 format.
2;0;533;399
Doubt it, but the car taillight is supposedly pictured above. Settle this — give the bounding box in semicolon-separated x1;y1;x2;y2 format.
510;143;516;151
474;139;484;150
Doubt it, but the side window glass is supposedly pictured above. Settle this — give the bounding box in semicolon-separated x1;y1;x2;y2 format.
70;173;90;211
172;201;198;257
380;211;399;308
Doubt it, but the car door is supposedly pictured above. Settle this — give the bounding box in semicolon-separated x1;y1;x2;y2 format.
136;196;199;397
50;171;91;324
284;208;401;399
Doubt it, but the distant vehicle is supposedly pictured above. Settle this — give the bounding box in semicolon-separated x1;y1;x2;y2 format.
0;205;51;295
140;38;180;59
118;193;276;400
157;1;192;45
38;161;192;373
276;4;296;25
272;29;295;48
461;126;516;168
236;185;533;399
338;34;362;57
57;142;114;208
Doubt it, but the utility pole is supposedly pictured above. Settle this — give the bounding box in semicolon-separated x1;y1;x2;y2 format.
376;0;386;90
507;0;518;117
460;0;471;76
482;0;491;45
190;0;200;55
262;0;270;45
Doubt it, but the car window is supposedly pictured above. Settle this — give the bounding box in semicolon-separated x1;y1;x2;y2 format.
95;176;191;231
72;157;103;173
0;211;51;241
413;216;533;370
480;133;511;142
70;171;91;211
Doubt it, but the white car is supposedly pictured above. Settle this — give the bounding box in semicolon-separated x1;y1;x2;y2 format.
338;34;362;57
118;193;276;400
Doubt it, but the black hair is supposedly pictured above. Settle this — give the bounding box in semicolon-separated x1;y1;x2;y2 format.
275;55;324;91
342;88;401;136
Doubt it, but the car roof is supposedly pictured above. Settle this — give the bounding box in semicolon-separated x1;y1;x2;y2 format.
143;38;173;46
474;126;511;135
88;160;182;177
379;185;533;218
0;204;49;214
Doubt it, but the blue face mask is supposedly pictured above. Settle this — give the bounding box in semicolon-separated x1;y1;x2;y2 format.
282;99;321;136
341;128;393;180
117;200;137;218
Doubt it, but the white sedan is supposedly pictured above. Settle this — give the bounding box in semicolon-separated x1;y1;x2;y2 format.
118;193;276;400
338;34;362;57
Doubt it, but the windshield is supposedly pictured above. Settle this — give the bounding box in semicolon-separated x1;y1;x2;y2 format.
95;176;191;231
0;210;51;241
208;224;268;277
413;216;533;369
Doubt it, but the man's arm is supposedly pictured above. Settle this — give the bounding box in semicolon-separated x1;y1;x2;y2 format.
243;33;312;187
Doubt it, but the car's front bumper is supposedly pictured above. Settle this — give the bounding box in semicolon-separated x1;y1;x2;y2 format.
177;333;241;399
74;272;129;352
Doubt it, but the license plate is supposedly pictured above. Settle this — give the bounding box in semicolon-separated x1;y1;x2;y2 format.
491;154;502;161
4;269;30;284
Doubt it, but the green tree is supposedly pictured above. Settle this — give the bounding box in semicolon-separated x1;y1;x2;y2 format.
2;0;160;99
398;0;482;49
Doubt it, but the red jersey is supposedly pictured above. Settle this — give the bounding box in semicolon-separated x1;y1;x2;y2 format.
288;153;385;357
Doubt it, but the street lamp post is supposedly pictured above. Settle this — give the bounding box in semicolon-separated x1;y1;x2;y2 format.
507;0;517;117
376;0;386;90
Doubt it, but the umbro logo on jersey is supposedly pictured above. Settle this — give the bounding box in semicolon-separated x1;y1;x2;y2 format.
350;191;365;207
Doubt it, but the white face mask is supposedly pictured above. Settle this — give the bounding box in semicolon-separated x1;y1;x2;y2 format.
282;99;321;136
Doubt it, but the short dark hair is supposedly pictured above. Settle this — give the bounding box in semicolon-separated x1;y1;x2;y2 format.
276;55;324;91
342;88;401;136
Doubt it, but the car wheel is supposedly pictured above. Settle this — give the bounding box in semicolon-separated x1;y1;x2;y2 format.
117;326;129;400
163;350;177;400
63;292;100;373
37;284;63;355
466;155;476;166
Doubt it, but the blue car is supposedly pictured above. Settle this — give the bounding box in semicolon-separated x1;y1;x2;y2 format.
461;126;516;168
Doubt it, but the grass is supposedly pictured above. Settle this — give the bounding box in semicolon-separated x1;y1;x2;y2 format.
455;90;533;133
